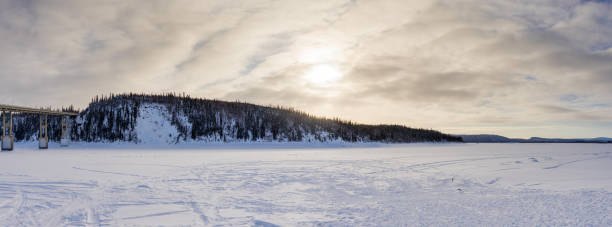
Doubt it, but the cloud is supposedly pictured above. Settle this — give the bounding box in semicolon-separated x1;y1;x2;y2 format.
0;0;611;138
538;105;580;114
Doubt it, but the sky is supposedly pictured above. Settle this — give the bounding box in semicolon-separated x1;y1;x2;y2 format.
0;0;611;138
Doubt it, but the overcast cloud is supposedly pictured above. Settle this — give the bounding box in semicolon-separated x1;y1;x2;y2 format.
1;0;611;138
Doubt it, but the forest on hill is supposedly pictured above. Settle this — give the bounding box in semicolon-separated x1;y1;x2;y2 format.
4;93;463;143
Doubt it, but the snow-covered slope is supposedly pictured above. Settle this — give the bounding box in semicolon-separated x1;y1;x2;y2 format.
134;104;180;144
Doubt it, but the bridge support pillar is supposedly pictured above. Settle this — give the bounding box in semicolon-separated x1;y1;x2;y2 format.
60;116;69;147
1;112;13;151
39;114;48;149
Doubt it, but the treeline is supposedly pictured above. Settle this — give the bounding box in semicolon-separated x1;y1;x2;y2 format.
3;93;463;143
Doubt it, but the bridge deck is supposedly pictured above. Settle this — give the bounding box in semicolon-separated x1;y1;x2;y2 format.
0;104;78;116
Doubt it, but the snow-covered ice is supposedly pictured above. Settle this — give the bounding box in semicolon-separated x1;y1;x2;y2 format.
0;143;610;226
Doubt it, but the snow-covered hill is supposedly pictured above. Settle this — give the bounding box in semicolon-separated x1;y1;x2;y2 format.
5;94;462;144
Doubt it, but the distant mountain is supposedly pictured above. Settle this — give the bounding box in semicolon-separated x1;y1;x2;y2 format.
459;134;612;143
591;137;612;142
526;137;612;143
4;93;462;144
457;134;515;143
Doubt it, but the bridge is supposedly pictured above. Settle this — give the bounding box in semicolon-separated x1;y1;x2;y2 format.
1;104;78;151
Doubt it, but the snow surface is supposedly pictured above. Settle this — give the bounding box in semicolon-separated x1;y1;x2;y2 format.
0;143;610;226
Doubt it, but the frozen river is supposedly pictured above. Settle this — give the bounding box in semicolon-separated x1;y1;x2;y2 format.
0;143;610;226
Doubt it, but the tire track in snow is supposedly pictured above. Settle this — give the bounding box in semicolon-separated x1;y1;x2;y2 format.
72;166;148;178
186;200;209;225
543;155;612;169
86;208;100;227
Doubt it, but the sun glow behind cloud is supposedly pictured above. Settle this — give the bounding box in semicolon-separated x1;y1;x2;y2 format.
304;64;342;85
297;44;345;86
298;45;343;64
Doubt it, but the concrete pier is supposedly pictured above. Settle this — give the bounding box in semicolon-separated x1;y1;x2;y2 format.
60;116;69;147
39;114;48;149
1;112;13;151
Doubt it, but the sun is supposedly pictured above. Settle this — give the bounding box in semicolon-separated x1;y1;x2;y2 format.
297;45;344;86
304;64;342;85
